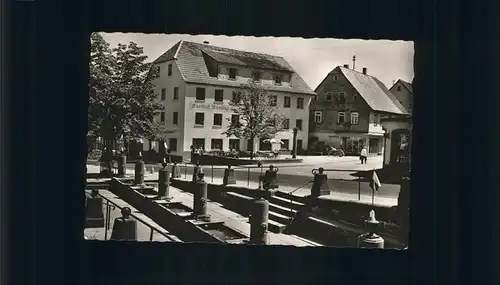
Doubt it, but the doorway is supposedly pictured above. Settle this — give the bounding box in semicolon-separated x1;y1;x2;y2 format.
369;138;379;154
297;139;303;152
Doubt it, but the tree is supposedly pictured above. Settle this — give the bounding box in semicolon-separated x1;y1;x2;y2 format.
223;81;286;159
88;33;167;153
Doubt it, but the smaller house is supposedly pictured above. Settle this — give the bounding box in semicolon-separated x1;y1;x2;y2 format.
309;65;408;155
389;79;413;115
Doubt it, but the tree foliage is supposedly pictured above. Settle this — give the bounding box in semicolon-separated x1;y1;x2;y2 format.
223;81;286;157
88;32;167;148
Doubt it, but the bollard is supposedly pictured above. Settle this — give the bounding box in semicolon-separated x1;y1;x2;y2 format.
134;152;145;186
158;159;171;200
223;165;236;186
85;189;105;228
311;168;331;197
117;155;127;177
193;173;210;220
357;210;384;249
263;165;279;191
250;198;269;245
171;162;182;178
110;207;137;241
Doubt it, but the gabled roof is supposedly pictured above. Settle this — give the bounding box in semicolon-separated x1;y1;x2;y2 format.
390;79;413;94
315;66;408;115
153;40;315;95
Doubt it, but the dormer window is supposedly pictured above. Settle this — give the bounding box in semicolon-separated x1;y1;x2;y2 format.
252;71;261;82
228;68;237;80
274;75;283;85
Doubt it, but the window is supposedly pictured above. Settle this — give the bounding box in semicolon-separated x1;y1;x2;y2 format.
168;64;172;76
337;112;345;124
284;96;291;108
353;94;358;101
270;95;277;107
274;75;283;85
397;86;401;91
173;112;178;125
214;89;224;102
169;138;178;152
333;74;338;81
408;103;413;110
196;88;206;101
373;113;379;126
161;88;166;100
229;139;240;151
297;97;304;109
156;66;161;77
338;92;346;104
282;139;290;150
326;92;332;101
195;112;205;125
173;87;179;100
283;119;290;129
232;91;240;102
314;111;322;123
351;112;359;125
160;112;166;123
231;114;239;124
192;138;205;149
252;71;261;82
228;68;237;80
211;139;223;150
213;113;223;127
296;119;303;131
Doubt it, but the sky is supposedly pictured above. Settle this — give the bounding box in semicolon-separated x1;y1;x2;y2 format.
100;33;414;90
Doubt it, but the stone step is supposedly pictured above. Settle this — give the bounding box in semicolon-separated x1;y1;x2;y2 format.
275;190;307;202
269;202;297;217
269;195;305;210
268;210;292;225
268;219;286;234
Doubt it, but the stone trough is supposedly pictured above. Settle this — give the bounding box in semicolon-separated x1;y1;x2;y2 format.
108;178;250;244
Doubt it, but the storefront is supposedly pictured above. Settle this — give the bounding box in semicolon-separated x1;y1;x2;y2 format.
339;135;383;155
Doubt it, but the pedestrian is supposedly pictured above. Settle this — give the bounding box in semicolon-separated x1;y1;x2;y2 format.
360;146;368;164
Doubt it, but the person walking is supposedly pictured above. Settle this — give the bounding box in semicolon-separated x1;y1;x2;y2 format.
360;146;368;164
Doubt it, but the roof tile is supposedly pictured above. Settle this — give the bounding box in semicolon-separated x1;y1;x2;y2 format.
153;40;315;95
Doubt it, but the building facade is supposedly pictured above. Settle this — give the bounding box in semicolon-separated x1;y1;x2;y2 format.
309;65;408;155
389;79;413;115
144;41;315;159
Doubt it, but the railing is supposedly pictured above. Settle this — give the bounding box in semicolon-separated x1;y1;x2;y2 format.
287;180;314;225
85;190;178;242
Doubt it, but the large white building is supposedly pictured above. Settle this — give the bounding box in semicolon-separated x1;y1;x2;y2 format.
144;40;316;160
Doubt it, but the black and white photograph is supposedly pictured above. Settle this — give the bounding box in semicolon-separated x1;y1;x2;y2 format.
86;32;413;249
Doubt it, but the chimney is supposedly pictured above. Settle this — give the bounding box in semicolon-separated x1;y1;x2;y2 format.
362;67;367;75
343;64;349;69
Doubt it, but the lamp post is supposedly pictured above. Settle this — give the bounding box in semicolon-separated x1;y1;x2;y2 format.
292;127;298;159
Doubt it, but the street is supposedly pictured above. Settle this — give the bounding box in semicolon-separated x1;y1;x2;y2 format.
88;155;400;201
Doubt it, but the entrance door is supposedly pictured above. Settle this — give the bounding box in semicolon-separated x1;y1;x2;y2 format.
297;139;303;152
369;138;379;154
390;129;411;164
